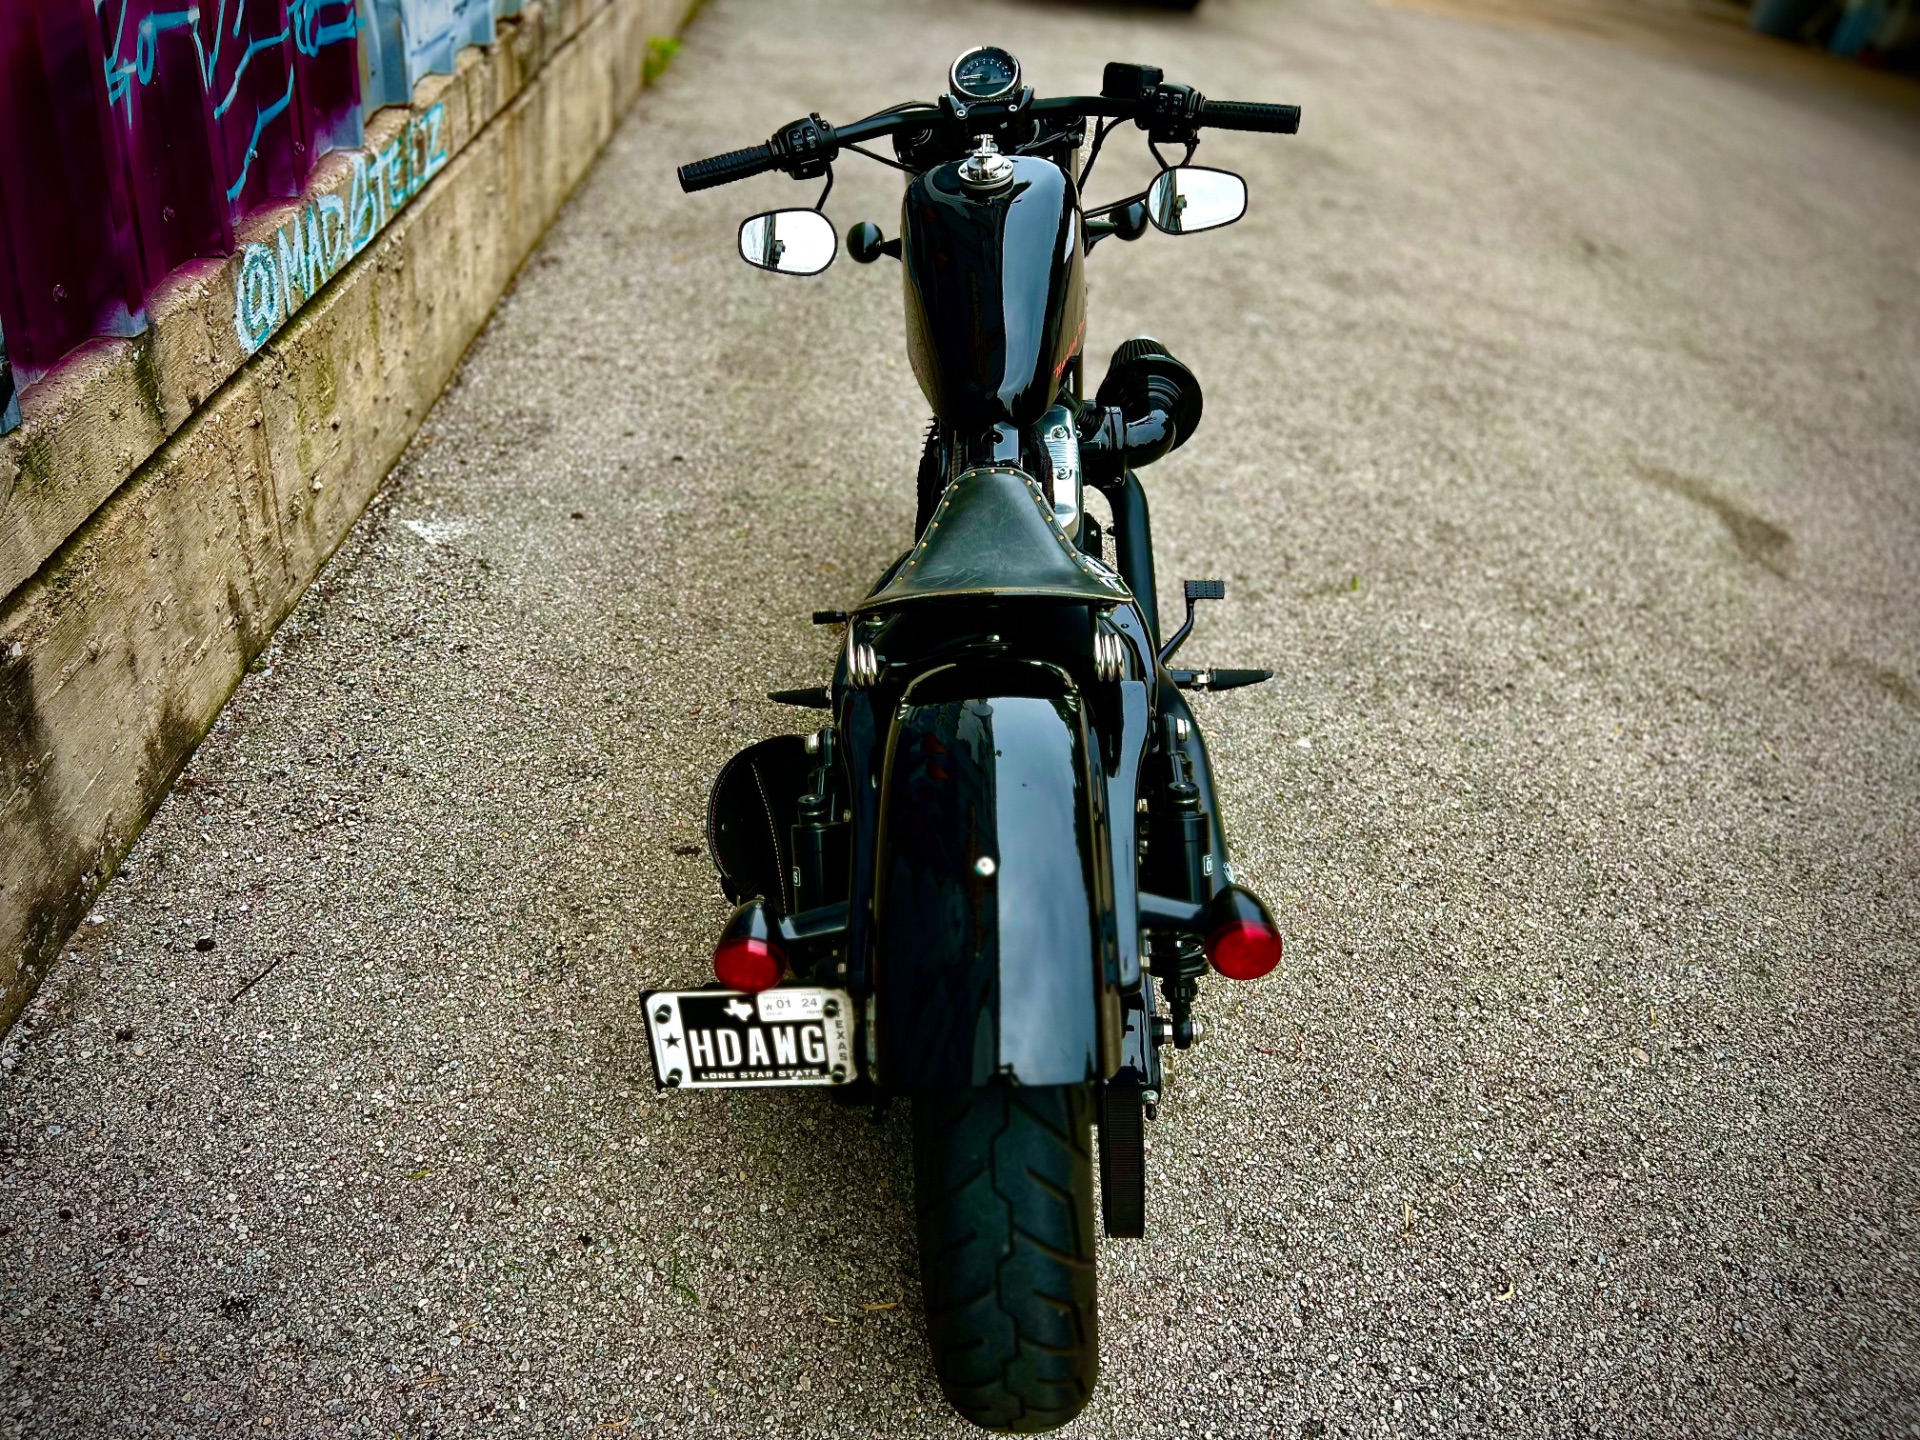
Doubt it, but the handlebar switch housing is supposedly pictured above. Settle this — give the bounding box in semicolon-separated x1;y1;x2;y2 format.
1143;83;1205;146
773;114;836;180
1101;62;1163;100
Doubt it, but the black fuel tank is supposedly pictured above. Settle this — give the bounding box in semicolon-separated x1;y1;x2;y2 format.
901;155;1086;430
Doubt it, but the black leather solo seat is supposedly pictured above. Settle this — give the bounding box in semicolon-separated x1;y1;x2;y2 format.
855;466;1131;612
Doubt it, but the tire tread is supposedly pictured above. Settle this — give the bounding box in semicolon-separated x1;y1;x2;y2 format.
912;1084;1099;1433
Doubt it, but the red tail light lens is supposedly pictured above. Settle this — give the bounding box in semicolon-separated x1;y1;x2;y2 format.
714;935;785;993
1205;920;1282;981
1200;885;1283;981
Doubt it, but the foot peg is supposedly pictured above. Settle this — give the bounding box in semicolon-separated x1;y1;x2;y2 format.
768;687;832;708
1168;667;1272;692
1157;580;1273;689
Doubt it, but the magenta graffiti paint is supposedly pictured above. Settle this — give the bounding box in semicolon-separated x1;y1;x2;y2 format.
100;0;235;287
1;319;20;435
293;0;365;160
208;0;309;222
0;0;512;413
0;0;147;382
0;0;373;406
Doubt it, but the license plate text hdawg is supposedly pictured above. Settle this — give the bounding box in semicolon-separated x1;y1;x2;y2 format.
642;987;854;1089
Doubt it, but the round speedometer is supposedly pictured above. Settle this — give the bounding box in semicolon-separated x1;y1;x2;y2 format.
949;46;1022;103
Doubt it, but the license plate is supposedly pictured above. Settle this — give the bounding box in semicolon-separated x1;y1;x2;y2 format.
642;987;854;1089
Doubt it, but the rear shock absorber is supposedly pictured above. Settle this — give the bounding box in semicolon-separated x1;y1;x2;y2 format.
1146;714;1211;1049
790;727;848;964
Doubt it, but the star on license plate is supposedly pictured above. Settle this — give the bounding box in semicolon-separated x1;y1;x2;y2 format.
642;987;855;1089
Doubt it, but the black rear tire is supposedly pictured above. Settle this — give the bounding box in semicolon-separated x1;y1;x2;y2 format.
911;1084;1099;1433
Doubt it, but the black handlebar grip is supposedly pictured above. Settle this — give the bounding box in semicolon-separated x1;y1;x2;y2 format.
1195;99;1301;135
677;143;778;193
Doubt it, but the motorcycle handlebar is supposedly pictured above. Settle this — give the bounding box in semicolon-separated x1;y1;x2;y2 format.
678;143;779;192
1194;98;1301;135
677;87;1300;193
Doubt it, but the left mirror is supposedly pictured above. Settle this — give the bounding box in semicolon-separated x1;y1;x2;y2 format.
738;209;838;275
1144;167;1248;235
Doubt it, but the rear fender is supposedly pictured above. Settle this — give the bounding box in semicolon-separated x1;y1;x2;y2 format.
871;665;1113;1088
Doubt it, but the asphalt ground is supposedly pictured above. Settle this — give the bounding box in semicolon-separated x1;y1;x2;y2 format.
4;0;1919;1435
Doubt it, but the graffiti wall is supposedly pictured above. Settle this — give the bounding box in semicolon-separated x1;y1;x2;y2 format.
0;321;17;435
0;0;514;434
233;101;447;353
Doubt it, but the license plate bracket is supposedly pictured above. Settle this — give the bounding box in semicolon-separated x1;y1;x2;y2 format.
642;986;854;1089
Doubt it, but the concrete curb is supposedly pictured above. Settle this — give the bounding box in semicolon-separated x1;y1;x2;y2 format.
0;0;698;1031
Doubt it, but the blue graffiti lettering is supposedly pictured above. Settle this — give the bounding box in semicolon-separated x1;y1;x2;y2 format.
292;0;359;58
317;193;350;270
233;102;449;355
213;29;292;122
234;242;281;351
226;68;297;201
273;212;307;313
348;154;381;252
134;12;200;86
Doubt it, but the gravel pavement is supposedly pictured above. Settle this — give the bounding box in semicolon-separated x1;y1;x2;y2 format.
4;0;1919;1435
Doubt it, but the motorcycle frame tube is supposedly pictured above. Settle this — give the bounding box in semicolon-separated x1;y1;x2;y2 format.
869;664;1109;1088
1102;469;1161;645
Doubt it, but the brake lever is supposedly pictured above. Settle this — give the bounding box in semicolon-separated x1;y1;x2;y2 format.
1159;579;1223;665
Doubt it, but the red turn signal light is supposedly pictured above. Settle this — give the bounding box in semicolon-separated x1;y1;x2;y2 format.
1202;886;1283;981
713;901;787;993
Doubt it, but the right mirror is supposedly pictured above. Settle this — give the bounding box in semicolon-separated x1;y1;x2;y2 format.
738;208;838;275
1144;167;1248;235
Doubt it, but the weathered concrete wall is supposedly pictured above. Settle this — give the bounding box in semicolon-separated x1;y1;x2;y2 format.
0;0;544;407
0;0;662;601
0;0;695;1030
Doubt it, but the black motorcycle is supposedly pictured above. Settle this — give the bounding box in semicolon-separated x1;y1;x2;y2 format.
652;48;1300;1433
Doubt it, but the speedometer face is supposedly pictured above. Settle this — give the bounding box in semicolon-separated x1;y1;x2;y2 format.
949;46;1021;102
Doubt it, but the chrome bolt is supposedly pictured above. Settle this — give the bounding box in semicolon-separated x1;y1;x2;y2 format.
1174;717;1190;742
975;856;997;877
1188;1019;1208;1045
1141;1087;1160;1106
654;1006;671;1024
822;999;840;1018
